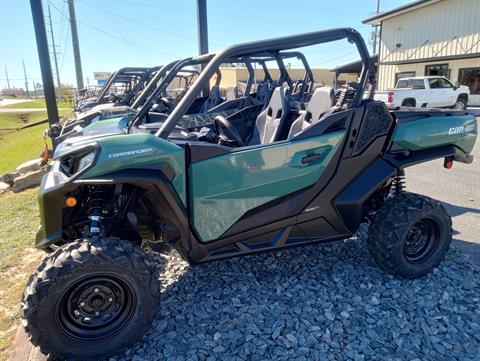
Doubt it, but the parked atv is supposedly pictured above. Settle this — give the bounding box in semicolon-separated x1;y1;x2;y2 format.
22;28;477;360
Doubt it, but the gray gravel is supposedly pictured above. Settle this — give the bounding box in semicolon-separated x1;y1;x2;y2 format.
110;225;480;361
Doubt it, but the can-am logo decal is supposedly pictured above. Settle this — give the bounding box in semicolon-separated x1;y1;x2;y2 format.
108;148;153;158
448;124;475;135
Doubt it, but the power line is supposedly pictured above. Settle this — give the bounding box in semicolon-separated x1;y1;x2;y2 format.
47;1;177;59
47;4;62;98
58;1;70;72
94;0;152;65
309;49;359;66
82;2;202;44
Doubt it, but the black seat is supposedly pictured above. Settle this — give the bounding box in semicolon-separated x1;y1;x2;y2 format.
200;85;223;113
287;86;335;139
248;86;290;145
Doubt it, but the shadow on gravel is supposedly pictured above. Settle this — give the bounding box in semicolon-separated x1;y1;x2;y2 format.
111;227;480;361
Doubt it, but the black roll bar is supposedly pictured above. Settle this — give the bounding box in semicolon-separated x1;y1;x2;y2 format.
156;27;372;138
96;67;152;100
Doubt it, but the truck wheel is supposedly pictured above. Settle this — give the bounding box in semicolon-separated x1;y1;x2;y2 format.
453;98;467;110
402;99;415;107
367;192;452;279
21;238;161;360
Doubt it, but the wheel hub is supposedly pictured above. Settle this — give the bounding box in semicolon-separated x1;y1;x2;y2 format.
403;218;439;264
56;274;136;340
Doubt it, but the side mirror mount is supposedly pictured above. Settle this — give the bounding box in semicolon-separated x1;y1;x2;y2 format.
453;81;459;90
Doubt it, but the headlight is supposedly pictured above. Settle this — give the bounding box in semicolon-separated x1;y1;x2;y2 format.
76;151;96;172
59;149;97;176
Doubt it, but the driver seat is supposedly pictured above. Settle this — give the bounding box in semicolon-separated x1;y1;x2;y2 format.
201;85;223;113
248;86;290;145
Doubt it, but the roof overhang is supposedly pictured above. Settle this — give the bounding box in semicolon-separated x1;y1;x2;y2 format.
330;54;378;74
362;0;441;26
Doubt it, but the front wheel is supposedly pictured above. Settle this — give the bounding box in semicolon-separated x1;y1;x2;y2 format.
22;238;161;360
367;192;452;279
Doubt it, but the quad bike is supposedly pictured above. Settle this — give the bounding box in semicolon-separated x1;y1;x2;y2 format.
22;28;477;360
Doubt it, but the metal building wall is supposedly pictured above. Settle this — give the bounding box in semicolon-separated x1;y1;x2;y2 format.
377;0;480;90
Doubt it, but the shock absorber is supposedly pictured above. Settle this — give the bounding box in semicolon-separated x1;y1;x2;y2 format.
87;187;105;237
393;169;406;195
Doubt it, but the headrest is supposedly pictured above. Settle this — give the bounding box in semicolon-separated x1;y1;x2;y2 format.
304;87;335;124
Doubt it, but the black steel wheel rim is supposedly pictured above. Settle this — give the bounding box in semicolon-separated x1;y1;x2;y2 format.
403;218;440;264
55;273;136;341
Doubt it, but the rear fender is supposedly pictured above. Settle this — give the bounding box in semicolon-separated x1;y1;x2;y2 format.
335;158;396;231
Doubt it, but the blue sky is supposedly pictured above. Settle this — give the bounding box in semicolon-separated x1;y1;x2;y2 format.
1;0;410;89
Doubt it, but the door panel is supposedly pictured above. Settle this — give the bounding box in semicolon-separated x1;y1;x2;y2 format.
190;130;346;242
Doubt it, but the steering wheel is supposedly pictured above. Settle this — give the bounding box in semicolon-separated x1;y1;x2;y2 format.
214;115;244;146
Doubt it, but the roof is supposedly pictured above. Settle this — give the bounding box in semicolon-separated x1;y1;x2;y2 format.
330;54;378;73
362;0;441;25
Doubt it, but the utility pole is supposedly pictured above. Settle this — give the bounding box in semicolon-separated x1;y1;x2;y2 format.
30;0;59;139
47;5;61;99
196;0;209;95
32;81;38;99
4;66;10;89
372;0;380;54
23;59;30;98
196;0;209;58
68;0;84;90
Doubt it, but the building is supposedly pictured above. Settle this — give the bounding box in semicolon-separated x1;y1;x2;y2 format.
210;67;356;91
363;0;480;105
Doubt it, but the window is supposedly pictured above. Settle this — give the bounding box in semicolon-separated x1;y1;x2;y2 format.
428;78;453;89
458;67;480;95
396;79;425;89
395;71;415;84
425;64;450;79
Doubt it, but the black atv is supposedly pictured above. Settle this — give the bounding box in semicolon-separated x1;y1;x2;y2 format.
22;28;477;359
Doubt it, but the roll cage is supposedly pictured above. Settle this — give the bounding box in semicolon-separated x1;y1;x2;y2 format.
156;27;373;138
127;52;309;131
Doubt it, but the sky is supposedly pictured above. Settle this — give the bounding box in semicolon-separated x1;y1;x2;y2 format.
0;0;411;89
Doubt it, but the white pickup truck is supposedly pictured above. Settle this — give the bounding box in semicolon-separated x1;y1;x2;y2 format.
375;76;470;110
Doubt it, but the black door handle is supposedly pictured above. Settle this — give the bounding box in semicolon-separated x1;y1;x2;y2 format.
301;154;322;164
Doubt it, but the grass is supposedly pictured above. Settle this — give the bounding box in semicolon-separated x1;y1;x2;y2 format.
0;188;43;361
0;108;72;173
1;99;72;109
0;111;49;130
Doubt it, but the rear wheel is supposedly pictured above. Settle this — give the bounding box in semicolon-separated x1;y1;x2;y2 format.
367;192;452;278
402;99;416;107
22;238;161;360
453;98;467;110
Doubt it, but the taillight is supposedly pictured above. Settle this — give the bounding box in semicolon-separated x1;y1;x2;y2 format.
387;92;394;103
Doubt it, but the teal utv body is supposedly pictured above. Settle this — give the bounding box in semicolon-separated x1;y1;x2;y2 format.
22;28;477;360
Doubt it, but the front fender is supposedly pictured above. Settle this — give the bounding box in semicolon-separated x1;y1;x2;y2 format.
35;167;190;254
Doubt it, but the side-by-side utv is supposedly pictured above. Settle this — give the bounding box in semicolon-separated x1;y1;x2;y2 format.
22;28;477;360
75;66;161;112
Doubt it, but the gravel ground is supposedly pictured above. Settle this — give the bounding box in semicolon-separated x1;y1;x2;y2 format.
111;225;480;361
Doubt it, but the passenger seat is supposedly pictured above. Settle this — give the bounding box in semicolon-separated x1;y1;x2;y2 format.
287;86;335;139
